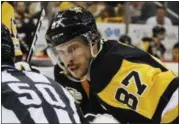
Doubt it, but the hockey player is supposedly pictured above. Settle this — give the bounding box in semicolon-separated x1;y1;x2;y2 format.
2;1;23;61
1;23;86;124
46;6;179;123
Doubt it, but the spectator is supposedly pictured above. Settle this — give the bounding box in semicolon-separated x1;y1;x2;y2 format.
59;2;74;11
128;2;143;23
140;37;153;51
29;2;41;16
96;5;115;23
140;2;156;23
147;26;166;60
74;2;88;8
88;2;106;18
172;42;179;61
15;2;31;19
52;2;61;12
146;6;172;26
119;35;132;45
14;2;36;54
116;4;125;17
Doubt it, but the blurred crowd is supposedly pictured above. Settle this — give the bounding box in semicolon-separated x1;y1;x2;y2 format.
11;1;178;61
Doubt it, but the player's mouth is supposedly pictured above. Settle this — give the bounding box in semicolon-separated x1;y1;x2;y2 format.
68;64;80;72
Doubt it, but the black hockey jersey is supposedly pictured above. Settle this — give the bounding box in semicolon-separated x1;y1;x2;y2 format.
90;40;178;123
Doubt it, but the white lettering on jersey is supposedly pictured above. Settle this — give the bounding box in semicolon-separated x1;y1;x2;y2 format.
8;83;42;105
35;83;66;107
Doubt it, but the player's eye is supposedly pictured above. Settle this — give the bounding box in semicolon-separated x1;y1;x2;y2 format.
68;44;78;53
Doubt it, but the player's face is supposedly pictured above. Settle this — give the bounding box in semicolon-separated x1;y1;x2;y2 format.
55;37;92;79
16;2;26;13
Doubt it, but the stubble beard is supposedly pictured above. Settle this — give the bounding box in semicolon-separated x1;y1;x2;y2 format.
70;56;91;80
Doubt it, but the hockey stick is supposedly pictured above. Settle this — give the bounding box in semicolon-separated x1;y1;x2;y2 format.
26;2;49;62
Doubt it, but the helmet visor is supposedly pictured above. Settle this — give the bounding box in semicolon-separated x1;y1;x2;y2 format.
47;38;86;67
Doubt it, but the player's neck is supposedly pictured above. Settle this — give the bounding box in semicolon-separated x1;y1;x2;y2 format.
86;73;91;82
81;72;91;82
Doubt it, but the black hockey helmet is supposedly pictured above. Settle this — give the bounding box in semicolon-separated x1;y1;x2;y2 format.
46;6;98;47
1;23;15;64
152;26;165;37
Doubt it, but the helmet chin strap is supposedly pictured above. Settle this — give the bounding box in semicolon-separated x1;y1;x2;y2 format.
89;39;103;58
81;39;104;81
